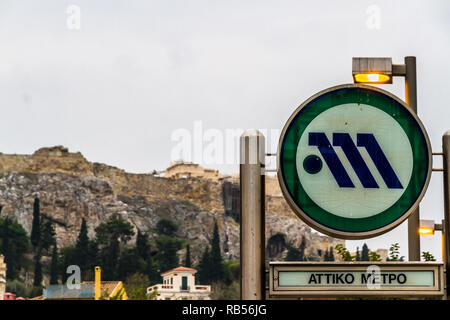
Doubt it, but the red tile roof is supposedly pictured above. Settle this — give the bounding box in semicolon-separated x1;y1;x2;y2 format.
161;266;197;276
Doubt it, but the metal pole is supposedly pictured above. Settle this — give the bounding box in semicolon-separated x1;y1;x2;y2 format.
240;129;265;300
442;131;450;299
405;56;421;261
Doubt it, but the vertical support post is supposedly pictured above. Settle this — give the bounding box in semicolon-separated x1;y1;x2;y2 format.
442;131;450;299
95;266;101;300
240;130;265;300
405;56;421;261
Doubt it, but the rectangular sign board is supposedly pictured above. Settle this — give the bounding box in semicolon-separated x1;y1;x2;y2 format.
269;262;444;298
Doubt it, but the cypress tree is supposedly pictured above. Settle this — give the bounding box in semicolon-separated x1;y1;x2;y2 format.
102;238;119;280
356;247;361;261
41;220;56;252
50;245;59;284
210;221;224;282
75;219;89;260
198;246;211;284
361;243;370;261
329;247;335;261
324;247;329;261
76;219;89;253
146;256;159;284
298;238;306;261
136;230;149;261
30;197;41;248
74;219;90;279
185;244;191;268
33;251;43;286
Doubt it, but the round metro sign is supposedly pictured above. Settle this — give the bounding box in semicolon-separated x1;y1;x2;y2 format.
277;84;432;239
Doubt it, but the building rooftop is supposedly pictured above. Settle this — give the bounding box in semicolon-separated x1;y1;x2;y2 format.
161;266;197;276
82;281;123;295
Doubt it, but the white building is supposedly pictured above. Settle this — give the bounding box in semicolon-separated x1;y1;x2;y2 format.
147;266;211;300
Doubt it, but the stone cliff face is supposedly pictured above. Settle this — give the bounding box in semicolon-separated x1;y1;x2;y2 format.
0;146;343;264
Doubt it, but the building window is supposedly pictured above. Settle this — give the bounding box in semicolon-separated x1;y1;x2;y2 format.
182;276;188;291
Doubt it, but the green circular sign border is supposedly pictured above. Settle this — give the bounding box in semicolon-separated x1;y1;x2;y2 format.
277;84;432;239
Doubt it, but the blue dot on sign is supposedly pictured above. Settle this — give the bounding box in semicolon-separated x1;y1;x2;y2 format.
303;155;322;174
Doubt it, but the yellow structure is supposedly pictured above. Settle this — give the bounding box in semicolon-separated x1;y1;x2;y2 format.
39;266;127;300
0;254;6;301
95;266;101;300
84;266;128;300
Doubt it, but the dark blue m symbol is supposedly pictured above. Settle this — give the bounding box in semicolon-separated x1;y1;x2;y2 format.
308;132;403;189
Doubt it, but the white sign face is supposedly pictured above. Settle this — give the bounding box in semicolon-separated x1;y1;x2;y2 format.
278;84;431;239
270;262;444;298
278;270;433;287
296;103;413;219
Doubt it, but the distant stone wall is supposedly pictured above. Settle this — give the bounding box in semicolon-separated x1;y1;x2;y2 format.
0;146;344;264
165;161;222;180
0;146;92;176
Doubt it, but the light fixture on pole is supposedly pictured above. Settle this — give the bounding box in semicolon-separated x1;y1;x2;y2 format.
419;219;443;236
352;56;421;262
419;219;445;270
352;57;393;84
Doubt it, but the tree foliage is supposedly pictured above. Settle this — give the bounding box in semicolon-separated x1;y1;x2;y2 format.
60;246;77;283
369;251;382;262
198;246;211;284
386;243;404;261
361;243;370;261
328;247;335;261
40;219;56;253
155;235;184;273
209;221;224;282
30;197;41;248
50;245;59;284
422;251;436;262
33;251;43;287
335;244;354;261
185;244;192;268
355;247;361;261
95;217;135;280
74;219;98;280
124;273;156;300
156;218;179;237
136;230;150;261
0;217;29;279
95;216;135;246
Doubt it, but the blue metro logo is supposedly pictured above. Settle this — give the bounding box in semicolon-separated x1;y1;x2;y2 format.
307;132;403;189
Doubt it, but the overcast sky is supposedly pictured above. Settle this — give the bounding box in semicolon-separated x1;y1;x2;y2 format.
1;0;450;260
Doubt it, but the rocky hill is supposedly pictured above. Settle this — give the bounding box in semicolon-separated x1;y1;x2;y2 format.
0;146;343;264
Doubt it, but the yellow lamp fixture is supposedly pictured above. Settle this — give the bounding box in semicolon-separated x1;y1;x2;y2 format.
419;220;437;235
353;73;392;84
352;57;394;84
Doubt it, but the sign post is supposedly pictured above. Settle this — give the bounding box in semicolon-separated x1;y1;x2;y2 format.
443;131;450;298
240;130;265;300
277;84;432;239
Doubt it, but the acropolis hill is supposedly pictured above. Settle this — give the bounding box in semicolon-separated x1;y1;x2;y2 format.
0;146;343;263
